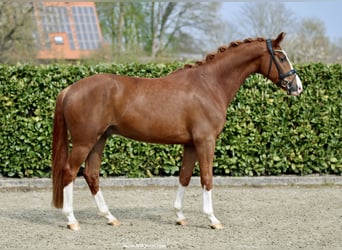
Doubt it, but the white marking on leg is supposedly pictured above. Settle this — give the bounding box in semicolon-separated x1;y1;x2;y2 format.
62;182;78;227
203;186;221;227
174;184;186;223
93;189;118;224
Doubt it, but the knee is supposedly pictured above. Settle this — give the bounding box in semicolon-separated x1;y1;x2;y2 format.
83;172;99;195
62;167;74;186
200;175;213;190
179;175;191;187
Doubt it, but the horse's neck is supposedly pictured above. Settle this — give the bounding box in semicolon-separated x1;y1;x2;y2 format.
206;43;265;107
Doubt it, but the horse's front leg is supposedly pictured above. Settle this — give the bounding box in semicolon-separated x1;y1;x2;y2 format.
174;184;186;225
195;138;224;229
174;145;197;225
202;186;223;229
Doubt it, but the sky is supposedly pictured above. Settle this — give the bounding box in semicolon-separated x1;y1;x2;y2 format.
220;1;342;41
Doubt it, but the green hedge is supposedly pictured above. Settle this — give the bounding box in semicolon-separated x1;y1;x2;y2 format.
0;63;341;178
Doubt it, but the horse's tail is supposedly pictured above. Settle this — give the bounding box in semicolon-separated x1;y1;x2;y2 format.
52;89;69;208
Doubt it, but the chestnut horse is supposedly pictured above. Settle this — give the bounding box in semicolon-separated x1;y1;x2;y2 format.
52;32;302;231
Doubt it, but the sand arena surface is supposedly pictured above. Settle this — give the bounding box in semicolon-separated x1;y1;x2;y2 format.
0;185;341;249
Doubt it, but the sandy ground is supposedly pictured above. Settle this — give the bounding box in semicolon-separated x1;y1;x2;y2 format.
0;185;341;249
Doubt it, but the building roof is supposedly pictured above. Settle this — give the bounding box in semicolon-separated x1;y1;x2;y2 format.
34;2;102;60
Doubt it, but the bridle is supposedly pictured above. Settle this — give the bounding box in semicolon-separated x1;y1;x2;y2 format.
266;39;297;95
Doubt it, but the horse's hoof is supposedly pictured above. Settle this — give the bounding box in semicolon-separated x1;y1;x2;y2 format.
210;223;224;230
67;222;81;231
176;219;187;226
108;219;121;226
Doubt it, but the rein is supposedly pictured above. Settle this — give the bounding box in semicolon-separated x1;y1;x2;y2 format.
266;39;297;95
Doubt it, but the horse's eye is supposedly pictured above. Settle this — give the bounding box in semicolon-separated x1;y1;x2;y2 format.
279;56;286;63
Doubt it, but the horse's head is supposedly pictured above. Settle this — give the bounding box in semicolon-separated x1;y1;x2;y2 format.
261;32;303;96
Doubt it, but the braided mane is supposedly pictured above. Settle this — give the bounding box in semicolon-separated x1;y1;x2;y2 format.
184;37;266;69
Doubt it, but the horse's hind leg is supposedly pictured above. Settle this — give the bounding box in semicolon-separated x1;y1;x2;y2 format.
84;136;120;226
63;145;91;231
174;144;197;226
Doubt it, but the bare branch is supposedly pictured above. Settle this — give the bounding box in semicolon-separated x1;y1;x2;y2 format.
0;3;34;62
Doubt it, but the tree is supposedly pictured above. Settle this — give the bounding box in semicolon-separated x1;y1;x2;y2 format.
233;2;341;63
235;2;297;38
96;2;223;59
0;2;36;63
332;38;342;63
286;18;334;63
97;2;146;57
148;2;224;57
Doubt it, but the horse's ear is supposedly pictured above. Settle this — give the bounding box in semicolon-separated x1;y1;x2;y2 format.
274;32;286;46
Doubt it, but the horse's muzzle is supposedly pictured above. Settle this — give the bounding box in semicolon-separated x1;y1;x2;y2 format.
289;74;303;96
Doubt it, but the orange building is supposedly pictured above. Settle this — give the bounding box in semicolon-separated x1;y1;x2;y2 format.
34;2;103;60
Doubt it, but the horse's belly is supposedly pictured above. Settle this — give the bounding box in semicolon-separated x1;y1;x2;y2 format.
116;118;191;144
